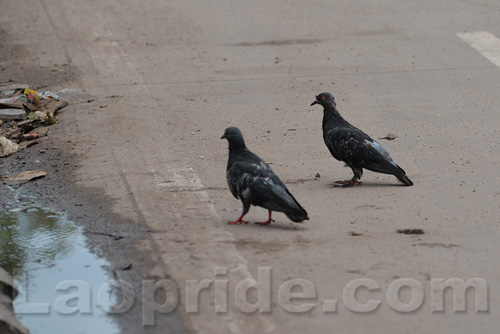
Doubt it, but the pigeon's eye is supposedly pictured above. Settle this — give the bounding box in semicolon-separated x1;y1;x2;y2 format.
321;96;326;101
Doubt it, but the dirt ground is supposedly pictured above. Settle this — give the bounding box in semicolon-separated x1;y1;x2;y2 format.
1;0;500;333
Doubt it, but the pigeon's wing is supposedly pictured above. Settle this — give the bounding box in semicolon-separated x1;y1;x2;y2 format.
252;174;292;208
360;139;406;174
324;126;372;161
226;155;272;200
256;174;308;221
228;157;308;221
326;127;405;175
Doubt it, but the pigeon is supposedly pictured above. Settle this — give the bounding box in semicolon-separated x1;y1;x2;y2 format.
221;127;309;225
311;92;413;187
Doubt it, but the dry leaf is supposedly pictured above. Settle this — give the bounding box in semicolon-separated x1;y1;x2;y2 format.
378;133;398;140
2;170;47;185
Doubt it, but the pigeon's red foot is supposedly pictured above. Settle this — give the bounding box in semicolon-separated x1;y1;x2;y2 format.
228;216;248;225
333;180;362;187
255;218;275;225
255;211;275;225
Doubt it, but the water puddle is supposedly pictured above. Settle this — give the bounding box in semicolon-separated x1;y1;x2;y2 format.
0;191;120;334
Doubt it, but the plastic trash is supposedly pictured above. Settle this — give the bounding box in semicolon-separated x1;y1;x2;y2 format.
0;95;24;104
0;108;25;121
24;87;62;102
0;136;19;157
24;87;40;102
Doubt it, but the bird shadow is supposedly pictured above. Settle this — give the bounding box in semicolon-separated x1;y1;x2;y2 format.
256;222;308;231
226;221;308;231
325;181;409;188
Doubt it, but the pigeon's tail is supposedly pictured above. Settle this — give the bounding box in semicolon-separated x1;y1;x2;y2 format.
396;174;413;186
284;209;309;223
280;190;309;223
363;160;413;186
265;183;309;223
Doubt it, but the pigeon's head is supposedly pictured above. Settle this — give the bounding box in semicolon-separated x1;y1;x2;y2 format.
221;127;242;140
221;127;246;149
311;92;336;108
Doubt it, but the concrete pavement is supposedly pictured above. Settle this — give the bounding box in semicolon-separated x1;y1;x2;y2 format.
1;0;500;332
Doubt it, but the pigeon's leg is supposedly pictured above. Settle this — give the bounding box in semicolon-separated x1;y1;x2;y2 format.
333;178;362;187
228;215;248;224
228;202;250;224
334;166;363;187
255;210;275;225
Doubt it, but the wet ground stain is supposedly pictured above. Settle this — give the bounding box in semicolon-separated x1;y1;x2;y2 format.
0;189;119;334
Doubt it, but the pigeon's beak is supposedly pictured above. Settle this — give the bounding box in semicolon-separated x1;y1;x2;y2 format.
310;100;318;106
221;134;226;139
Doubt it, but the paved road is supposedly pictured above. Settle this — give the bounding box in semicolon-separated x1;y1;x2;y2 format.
2;0;500;333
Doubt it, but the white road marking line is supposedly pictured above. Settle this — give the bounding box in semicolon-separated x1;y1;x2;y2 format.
457;31;500;68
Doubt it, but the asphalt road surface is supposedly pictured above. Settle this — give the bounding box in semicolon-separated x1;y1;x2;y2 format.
2;0;500;333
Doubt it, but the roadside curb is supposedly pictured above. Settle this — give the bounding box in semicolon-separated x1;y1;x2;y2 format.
0;267;29;334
